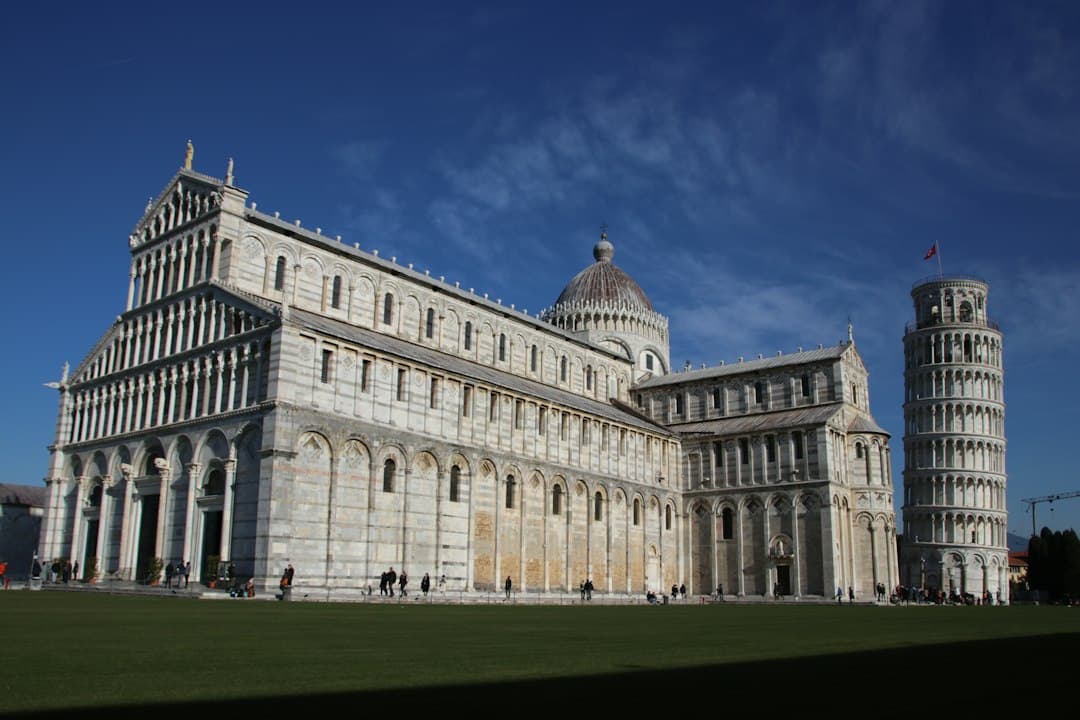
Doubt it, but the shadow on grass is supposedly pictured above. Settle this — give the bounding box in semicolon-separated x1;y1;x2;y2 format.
18;633;1071;716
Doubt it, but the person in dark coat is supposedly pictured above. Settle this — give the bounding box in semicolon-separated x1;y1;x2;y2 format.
421;573;431;596
504;576;512;599
387;567;397;597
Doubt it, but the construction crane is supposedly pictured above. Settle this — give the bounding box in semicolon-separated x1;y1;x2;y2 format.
1021;490;1080;536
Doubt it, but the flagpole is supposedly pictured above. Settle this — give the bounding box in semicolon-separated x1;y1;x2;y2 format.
936;241;944;278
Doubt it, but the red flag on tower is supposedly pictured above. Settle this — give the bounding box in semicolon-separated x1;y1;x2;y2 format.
923;243;937;260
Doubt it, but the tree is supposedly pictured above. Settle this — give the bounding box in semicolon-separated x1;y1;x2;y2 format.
1027;527;1080;603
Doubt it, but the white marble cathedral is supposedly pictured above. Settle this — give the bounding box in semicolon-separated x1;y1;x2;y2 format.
38;147;898;600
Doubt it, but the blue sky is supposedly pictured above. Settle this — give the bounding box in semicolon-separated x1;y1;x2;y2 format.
2;1;1078;537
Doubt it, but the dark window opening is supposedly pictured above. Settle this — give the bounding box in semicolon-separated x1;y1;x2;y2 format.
274;256;286;291
450;466;461;502
383;459;395;492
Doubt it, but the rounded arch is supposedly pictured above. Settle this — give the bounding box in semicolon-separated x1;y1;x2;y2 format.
135;437;168;476
68;454;84;478
410;449;443;477
89;451;109;478
109;445;133;477
268;243;299;268
197;429;231;467
375;441;409;469
595;335;633;361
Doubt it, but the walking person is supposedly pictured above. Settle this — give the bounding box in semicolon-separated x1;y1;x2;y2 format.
164;561;173;588
836;586;843;604
504;575;512;599
387;567;396;597
399;570;408;597
848;586;854;604
0;560;7;590
421;573;430;597
183;560;191;588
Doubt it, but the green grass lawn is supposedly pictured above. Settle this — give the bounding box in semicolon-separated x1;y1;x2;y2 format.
4;592;1077;716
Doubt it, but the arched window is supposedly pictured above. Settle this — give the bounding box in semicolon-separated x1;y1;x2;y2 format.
754;381;764;404
204;467;225;496
89;483;103;508
552;485;562;515
856;443;864;459
499;333;506;362
633;498;640;526
382;293;394;325
560;356;568;382
450;465;461;502
425;308;435;339
505;475;515;509
531;344;538;372
274;256;286;291
586;365;593;390
464;322;472;350
801;374;810;397
594;491;603;521
331;275;342;309
722;508;734;539
665;505;672;530
383;458;395;492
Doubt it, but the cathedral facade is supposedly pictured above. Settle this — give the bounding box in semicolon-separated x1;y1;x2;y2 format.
38;154;897;600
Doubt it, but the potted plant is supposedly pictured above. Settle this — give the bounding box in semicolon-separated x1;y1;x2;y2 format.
205;555;220;588
84;556;100;584
145;557;164;586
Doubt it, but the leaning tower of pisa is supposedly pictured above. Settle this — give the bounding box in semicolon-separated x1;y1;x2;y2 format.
900;276;1008;603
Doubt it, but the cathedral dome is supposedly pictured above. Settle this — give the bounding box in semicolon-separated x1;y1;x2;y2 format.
553;235;654;311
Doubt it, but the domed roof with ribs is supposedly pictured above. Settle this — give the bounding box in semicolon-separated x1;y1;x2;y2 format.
553;236;654;311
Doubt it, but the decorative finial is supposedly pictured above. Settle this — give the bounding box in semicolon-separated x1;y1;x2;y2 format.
62;361;70;383
184;140;194;170
225;157;234;185
593;224;614;263
847;318;854;343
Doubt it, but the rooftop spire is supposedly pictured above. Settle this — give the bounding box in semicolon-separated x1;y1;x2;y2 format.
184;139;194;170
593;224;614;263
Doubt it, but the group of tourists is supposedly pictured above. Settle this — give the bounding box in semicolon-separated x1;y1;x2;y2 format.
163;560;191;588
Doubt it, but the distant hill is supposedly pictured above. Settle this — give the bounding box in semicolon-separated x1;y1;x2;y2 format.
1007;532;1029;553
